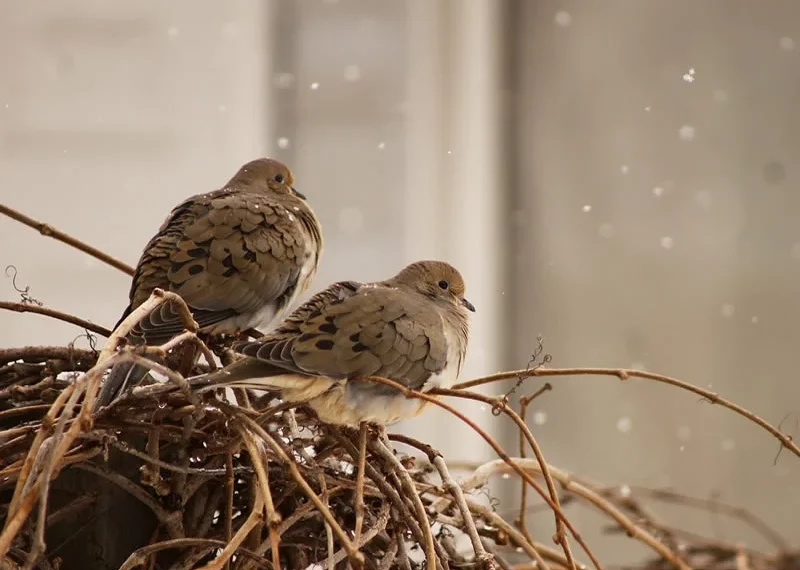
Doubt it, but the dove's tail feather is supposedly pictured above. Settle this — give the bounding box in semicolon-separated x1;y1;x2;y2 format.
189;358;334;402
96;361;151;409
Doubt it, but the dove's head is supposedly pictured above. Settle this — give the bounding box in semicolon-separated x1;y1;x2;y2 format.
228;158;306;199
394;260;476;314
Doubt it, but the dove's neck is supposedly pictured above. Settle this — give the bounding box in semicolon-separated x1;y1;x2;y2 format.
443;306;470;376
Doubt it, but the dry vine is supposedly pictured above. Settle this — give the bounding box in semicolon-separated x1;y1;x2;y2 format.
0;204;797;570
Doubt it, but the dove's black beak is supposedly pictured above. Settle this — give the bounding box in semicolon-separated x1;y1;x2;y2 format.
461;298;476;312
291;187;306;200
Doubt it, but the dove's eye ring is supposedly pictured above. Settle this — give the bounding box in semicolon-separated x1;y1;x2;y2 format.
274;174;284;183
438;280;449;290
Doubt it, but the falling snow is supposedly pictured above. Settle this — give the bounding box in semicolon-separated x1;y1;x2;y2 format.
277;137;290;149
682;67;696;83
616;417;632;433
678;125;696;141
721;304;735;318
532;411;548;426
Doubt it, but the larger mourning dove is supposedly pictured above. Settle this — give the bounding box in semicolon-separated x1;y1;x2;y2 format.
97;158;323;408
191;260;474;426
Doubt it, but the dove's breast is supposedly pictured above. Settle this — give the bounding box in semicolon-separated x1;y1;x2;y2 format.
419;327;465;392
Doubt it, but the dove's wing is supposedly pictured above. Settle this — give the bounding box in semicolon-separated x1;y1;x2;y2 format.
121;188;321;345
231;281;450;391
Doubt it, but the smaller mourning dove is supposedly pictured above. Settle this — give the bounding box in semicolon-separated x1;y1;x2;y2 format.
97;158;323;408
191;260;474;426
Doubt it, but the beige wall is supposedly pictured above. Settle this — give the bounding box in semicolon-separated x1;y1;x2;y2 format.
515;0;800;561
1;0;797;563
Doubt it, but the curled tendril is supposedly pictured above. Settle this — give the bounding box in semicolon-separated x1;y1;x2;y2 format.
504;335;552;401
69;330;99;355
4;264;43;306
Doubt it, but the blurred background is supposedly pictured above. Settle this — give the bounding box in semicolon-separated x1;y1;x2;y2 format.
1;0;798;564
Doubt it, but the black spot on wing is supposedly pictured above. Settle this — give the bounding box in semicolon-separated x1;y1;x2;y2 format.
315;339;334;350
318;322;337;334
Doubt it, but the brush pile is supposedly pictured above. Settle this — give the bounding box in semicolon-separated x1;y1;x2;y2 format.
0;205;797;570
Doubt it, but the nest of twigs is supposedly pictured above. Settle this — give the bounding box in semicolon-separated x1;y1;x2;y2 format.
1;205;799;570
1;325;799;570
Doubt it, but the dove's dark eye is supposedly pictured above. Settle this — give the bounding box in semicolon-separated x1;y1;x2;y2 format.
273;174;284;183
438;280;449;290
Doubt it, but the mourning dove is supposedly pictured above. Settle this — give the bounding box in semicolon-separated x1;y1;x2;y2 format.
97;158;323;407
191;260;474;426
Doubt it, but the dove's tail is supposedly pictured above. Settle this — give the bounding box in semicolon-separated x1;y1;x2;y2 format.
96;361;151;409
189;358;289;391
189;359;334;403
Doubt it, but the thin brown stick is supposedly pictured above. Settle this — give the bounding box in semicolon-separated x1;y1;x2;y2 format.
224;453;234;570
372;435;438;568
460;459;691;570
327;501;391;567
0;301;112;338
331;431;440;562
221;404;364;567
238;426;281;569
159;331;218;372
627;485;789;550
0;346;97;366
0;203;135;275
389;434;493;568
114;353;193;403
433;387;576;569
118;538;271;570
517;384;551;545
195;490;264;570
462;497;560;570
3;382;75;524
454;367;800;459
98;288;198;364
354;422;368;547
349;376;599;569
